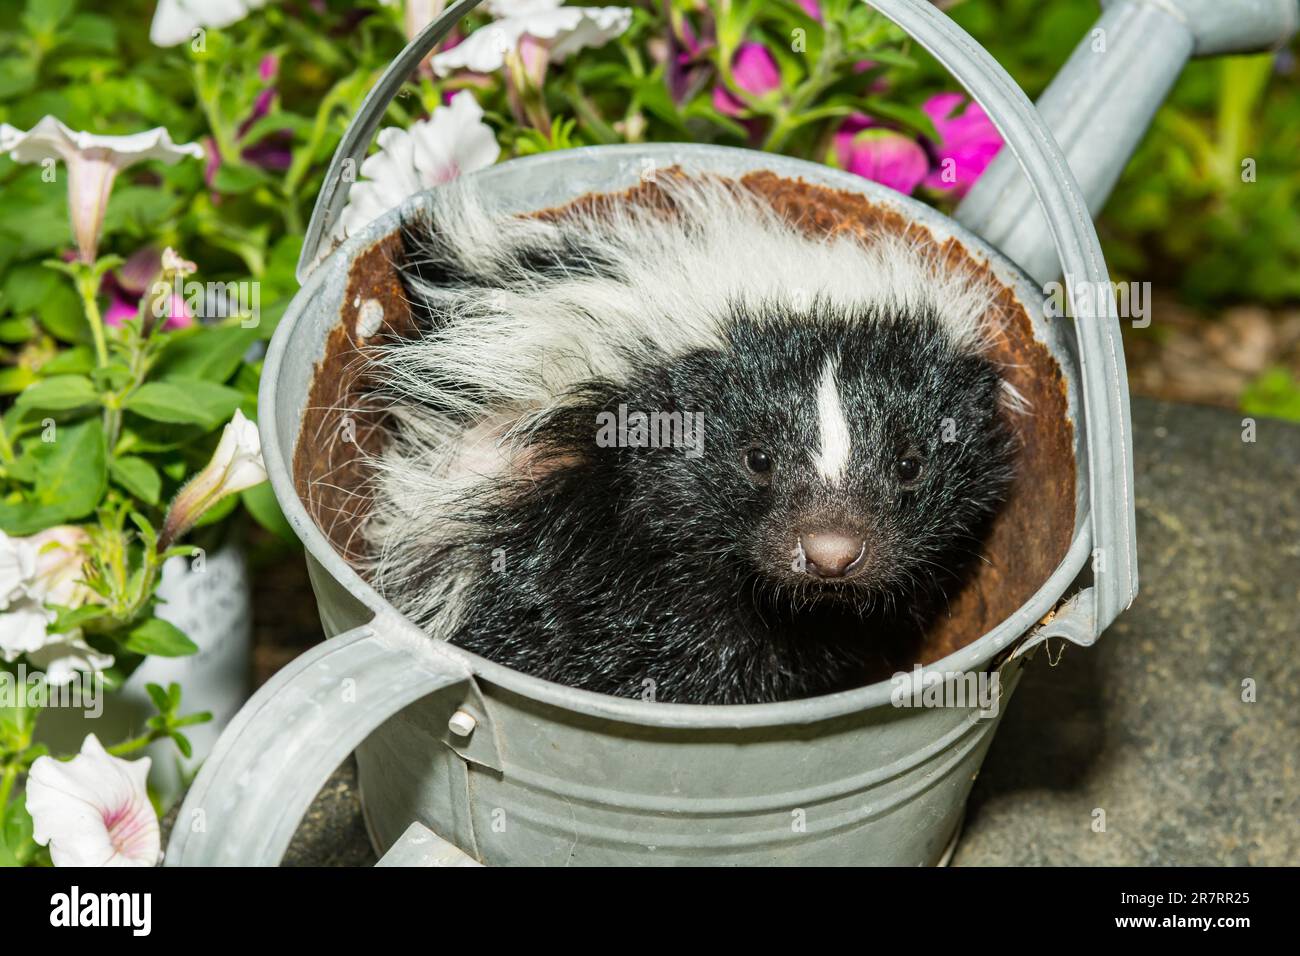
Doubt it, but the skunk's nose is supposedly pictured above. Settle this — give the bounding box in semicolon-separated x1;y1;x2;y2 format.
799;532;867;578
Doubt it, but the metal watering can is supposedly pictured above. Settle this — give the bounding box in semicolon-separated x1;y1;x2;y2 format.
166;0;1297;866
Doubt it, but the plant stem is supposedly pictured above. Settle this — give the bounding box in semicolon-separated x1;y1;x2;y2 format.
107;730;164;758
75;267;109;369
0;420;14;465
0;763;17;814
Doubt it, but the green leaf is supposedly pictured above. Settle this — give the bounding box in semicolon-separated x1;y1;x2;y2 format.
24;0;75;31
0;316;34;343
211;163;274;195
40;346;94;375
62;13;116;53
155;325;259;383
3;265;88;343
860;97;939;140
170;731;193;759
0;417;106;533
14;374;98;414
1241;368;1300;422
0;367;37;395
193;489;239;528
172;710;212;729
145;682;171;714
124;381;242;428
48;603;105;635
109;455;162;505
0;797;36;868
122;618;198;658
241;481;295;543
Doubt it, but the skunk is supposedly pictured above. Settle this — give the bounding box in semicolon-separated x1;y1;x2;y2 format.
361;174;1018;705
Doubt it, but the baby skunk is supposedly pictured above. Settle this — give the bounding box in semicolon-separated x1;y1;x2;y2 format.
363;174;1018;705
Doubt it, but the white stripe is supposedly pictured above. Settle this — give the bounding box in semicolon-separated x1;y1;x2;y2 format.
814;357;851;485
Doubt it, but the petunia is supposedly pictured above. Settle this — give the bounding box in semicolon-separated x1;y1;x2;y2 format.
712;42;782;117
430;0;632;77
921;92;1003;197
27;634;115;688
29;526;94;609
150;0;271;47
26;735;161;867
159;410;267;549
0;529;36;608
335;91;499;239
100;246;194;330
0;117;203;263
796;0;822;20
0;531;48;664
833;115;929;195
0;528;108;684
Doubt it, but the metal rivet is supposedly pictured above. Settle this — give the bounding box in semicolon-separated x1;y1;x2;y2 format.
448;709;477;737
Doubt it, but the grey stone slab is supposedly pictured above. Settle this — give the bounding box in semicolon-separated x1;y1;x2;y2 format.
954;397;1299;865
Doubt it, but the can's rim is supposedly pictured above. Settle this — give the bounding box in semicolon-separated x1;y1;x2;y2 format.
262;143;1092;729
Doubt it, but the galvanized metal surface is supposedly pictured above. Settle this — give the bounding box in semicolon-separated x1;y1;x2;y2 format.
957;0;1299;285
166;0;1292;867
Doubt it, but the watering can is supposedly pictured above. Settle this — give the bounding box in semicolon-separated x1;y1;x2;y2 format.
165;0;1297;866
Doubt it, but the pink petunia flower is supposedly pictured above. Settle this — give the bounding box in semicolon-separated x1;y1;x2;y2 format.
921;92;1003;197
98;246;193;330
833;114;929;195
796;0;822;21
713;42;781;117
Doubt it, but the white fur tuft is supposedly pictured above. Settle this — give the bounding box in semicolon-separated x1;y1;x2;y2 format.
813;356;851;486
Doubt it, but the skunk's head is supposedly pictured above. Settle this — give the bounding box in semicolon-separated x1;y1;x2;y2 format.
602;300;1016;608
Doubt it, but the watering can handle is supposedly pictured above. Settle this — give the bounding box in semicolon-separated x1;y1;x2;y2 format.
298;0;488;282
299;0;1139;642
164;616;475;866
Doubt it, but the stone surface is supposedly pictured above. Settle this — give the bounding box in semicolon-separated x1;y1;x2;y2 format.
954;398;1299;865
207;397;1297;866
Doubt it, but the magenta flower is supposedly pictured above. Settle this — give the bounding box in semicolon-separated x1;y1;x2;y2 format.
665;11;710;104
206;54;291;189
713;42;781;117
833;114;929;195
99;245;193;330
921;92;1003;197
796;0;822;20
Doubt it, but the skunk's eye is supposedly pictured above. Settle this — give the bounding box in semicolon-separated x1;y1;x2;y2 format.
895;455;923;484
745;448;773;475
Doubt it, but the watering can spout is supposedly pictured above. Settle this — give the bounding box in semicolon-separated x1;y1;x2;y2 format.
956;0;1299;286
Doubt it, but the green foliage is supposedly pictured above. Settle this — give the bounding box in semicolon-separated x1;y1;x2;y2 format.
1241;368;1300;422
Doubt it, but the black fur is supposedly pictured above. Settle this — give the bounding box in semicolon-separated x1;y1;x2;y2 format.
387;285;1015;704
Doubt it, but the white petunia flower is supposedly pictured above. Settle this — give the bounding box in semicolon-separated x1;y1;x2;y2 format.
430;0;632;77
0;117;204;262
28;634;116;688
27;734;162;868
160;410;267;548
29;526;95;609
149;0;271;47
0;529;36;609
335;90;500;239
0;528;106;683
